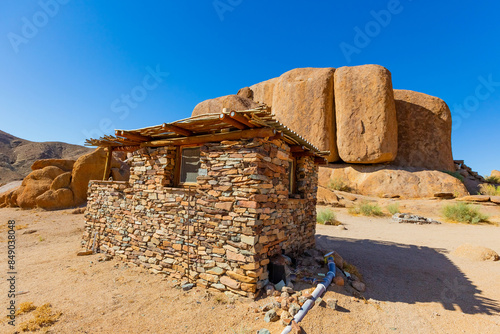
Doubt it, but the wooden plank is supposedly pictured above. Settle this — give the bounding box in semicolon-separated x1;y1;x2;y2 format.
229;111;256;128
115;130;151;142
290;145;306;153
114;145;141;152
162;123;193;137
143;127;276;147
219;114;247;130
292;151;315;157
102;147;113;180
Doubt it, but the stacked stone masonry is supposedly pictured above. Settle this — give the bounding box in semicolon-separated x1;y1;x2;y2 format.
83;137;318;298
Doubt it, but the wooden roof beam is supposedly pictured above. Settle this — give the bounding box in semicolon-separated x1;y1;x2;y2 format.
229;111;256;128
290;145;306;153
162;123;193;137
115;130;151;142
143;127;276;147
219;114;247;130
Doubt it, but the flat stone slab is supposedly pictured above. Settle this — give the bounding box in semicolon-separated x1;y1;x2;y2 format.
456;195;490;202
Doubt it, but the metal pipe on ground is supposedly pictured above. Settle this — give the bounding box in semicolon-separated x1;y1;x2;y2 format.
281;256;336;334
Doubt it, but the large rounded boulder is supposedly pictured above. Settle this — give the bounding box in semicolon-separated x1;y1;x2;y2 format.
192;95;259;116
16;166;65;209
334;65;398;164
393;90;454;171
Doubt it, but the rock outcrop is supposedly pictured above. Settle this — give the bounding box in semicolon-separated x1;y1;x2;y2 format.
319;164;468;199
15;166;65;209
452;243;499;262
192;95;259;116
0;148;130;210
31;159;75;172
71;147;126;205
334;65;398;164
249;77;277;108
271;68;338;162
393;90;454;171
491;170;500;179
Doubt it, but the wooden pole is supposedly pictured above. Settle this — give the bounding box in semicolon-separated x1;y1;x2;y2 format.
219;114;247;130
229;111;256;128
142;127;276;147
162;123;193;137
102;146;113;180
115;130;151;142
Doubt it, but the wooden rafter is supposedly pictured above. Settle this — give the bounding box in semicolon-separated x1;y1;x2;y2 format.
162;123;193;137
219;114;247;130
142;127;276;147
115;130;151;142
229;110;256;128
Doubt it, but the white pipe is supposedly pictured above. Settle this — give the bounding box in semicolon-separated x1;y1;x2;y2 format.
281;257;336;334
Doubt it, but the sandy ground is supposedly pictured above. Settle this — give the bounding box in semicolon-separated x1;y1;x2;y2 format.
0;200;499;334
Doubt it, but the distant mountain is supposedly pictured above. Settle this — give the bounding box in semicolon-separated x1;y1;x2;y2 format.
0;130;92;185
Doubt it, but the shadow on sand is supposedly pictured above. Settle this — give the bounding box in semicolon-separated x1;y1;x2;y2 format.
316;234;500;315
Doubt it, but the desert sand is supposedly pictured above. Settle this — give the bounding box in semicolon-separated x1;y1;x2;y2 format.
0;200;499;334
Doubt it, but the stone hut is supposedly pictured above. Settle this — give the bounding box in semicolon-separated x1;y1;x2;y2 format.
82;107;327;298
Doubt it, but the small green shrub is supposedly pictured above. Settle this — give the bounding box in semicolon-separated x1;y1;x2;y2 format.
442;203;488;224
479;184;500;196
317;209;339;225
386;202;400;215
349;202;384;216
442;171;464;183
485;176;500;184
327;177;351;192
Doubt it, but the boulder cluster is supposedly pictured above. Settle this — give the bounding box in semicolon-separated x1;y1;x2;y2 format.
193;64;455;171
0;147;129;210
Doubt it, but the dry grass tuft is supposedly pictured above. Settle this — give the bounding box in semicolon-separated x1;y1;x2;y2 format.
343;262;363;281
15;302;37;316
349;201;384;217
19;303;62;332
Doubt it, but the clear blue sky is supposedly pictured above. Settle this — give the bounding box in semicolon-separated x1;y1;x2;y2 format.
0;1;499;176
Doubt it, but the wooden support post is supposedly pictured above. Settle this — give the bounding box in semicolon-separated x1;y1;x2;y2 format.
102;146;113;180
143;127;276;147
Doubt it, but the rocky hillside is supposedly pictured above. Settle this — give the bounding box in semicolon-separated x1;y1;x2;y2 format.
0;130;91;185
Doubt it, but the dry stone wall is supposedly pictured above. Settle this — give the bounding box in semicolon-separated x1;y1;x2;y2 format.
83;138;318;298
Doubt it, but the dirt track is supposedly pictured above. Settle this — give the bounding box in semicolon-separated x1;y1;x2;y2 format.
0;204;499;334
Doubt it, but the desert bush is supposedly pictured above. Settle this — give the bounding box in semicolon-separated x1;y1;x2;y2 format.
485;175;500;184
442;170;464;183
349;202;384;216
386;202;400;215
442;203;488;224
479;184;500;196
327;177;351;192
317;209;339;225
